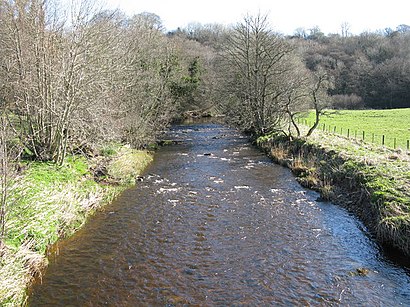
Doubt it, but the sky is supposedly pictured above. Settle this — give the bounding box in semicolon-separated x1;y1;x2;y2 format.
102;0;409;35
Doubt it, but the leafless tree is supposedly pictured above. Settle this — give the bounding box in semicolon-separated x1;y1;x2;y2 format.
0;112;8;246
280;59;312;138
1;0;106;163
306;69;334;137
113;13;183;147
0;70;21;247
219;13;296;135
341;22;351;38
0;0;133;162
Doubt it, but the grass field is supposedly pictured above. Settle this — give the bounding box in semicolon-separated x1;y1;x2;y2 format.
302;108;410;150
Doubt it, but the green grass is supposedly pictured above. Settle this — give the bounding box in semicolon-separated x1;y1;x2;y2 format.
5;157;101;253
0;146;153;306
296;112;410;254
303;108;410;149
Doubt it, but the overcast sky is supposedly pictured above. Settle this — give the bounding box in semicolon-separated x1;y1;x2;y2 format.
102;0;409;35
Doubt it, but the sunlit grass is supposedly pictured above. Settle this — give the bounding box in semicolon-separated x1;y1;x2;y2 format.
5;156;102;252
0;146;153;306
303;108;410;149
108;146;153;184
303;123;410;253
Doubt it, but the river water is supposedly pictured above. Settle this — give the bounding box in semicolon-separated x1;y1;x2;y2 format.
29;123;410;306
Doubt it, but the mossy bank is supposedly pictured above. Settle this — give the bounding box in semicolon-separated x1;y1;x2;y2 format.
257;131;410;259
0;145;153;306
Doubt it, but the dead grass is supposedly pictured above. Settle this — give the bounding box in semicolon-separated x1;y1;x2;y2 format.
107;146;153;184
0;241;46;306
270;144;288;161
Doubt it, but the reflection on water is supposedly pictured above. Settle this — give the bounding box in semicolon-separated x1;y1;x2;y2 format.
29;123;410;306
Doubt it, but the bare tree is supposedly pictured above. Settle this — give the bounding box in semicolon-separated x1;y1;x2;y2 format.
0;112;8;246
0;78;21;248
293;27;308;39
112;12;184;147
1;0;122;163
341;22;351;38
280;58;312;138
0;0;8;246
306;69;333;137
219;13;295;135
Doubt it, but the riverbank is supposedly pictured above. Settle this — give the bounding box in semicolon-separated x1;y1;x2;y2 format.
0;145;153;306
257;129;410;258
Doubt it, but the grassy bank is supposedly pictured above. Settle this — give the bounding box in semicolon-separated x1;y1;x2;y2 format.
303;108;410;149
258;126;410;257
0;145;153;306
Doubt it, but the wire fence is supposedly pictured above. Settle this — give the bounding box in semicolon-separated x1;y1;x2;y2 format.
298;119;410;150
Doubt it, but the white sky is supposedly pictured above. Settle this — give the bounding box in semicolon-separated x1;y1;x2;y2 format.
102;0;409;35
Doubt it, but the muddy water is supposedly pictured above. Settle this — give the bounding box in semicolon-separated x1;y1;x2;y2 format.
29;123;410;306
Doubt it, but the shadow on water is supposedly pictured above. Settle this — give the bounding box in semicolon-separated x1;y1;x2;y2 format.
29;123;410;306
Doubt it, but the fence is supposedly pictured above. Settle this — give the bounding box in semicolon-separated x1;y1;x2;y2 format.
297;119;410;150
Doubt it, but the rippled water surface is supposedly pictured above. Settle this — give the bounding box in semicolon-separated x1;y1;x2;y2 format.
29;123;410;306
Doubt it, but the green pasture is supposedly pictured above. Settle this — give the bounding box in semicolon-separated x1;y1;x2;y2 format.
302;108;410;149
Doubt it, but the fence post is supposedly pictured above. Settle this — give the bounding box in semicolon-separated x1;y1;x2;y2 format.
333;126;336;133
382;135;385;146
407;140;409;150
347;129;350;138
323;124;325;131
362;131;365;141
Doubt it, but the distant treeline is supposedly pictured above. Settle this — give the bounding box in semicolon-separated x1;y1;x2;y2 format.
173;23;410;110
298;26;410;109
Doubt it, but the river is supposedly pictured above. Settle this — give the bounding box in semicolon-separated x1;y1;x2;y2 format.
29;123;410;306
